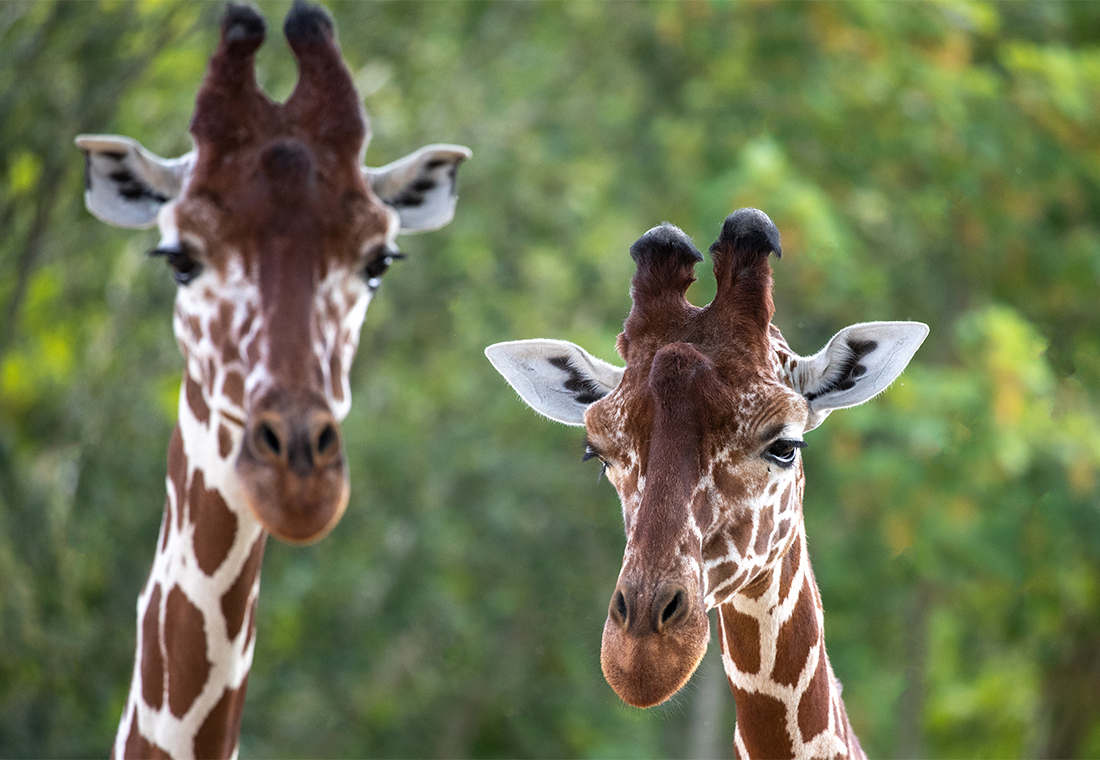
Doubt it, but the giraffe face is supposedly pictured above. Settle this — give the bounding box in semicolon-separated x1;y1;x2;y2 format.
486;208;928;712
576;215;782;707
80;1;470;547
585;329;810;708
586;340;811;604
159;3;396;544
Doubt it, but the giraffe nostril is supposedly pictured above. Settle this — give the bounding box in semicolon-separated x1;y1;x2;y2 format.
660;590;684;625
654;584;690;633
316;423;337;455
309;415;342;468
609;587;629;629
255;422;283;459
246;403;343;473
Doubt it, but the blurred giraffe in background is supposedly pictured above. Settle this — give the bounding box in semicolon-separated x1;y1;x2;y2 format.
77;2;469;756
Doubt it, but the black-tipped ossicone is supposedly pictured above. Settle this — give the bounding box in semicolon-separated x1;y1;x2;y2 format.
713;207;782;260
630;223;705;268
625;223;704;331
222;2;266;53
284;0;335;44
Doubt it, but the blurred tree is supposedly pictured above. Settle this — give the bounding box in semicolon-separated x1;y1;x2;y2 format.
1;1;1098;758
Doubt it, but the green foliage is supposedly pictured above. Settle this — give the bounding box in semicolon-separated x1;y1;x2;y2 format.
2;1;1099;757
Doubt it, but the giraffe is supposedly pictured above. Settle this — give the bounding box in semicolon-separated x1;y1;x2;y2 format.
75;3;470;757
486;209;927;759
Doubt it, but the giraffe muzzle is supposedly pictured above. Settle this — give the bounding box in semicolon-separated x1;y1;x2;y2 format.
600;578;710;708
236;394;349;544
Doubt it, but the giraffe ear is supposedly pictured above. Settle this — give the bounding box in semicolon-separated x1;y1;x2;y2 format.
797;321;929;431
75;135;193;228
485;339;623;426
364;144;472;234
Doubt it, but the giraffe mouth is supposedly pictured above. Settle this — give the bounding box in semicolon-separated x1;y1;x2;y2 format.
599;580;710;708
236;460;350;544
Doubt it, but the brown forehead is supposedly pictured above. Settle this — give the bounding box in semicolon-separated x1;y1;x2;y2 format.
180;134;387;272
175;2;392;269
588;337;806;457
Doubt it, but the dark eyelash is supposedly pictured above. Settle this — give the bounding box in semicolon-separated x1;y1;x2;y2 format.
582;442;610;482
362;243;405;283
149;244;203;286
763;438;807;468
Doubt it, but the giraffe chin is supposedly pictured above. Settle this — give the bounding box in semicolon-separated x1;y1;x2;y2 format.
599;607;710;708
235;461;350;545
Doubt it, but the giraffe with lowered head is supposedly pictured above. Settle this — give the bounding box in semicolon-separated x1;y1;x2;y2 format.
76;3;469;757
487;209;927;759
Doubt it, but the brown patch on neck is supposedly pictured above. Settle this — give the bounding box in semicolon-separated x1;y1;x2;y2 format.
770;574;819;688
704;559;733;598
729;685;795;760
140;583;165;709
221;534;267;640
243;596;259;651
157;506;170;555
221;339;242;368
123;703;171;759
720;605;760;675
184;314;203;346
193;676;250;760
211;301;234;348
164;585;210;718
741;572;771;601
190;469;239;576
797;640;832;743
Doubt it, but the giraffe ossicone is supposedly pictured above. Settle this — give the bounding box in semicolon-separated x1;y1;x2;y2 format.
78;2;469;757
487;208;927;759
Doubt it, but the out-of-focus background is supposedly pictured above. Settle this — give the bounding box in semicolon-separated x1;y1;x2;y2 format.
2;2;1099;757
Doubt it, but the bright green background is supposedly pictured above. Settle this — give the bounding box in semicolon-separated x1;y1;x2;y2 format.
2;1;1099;757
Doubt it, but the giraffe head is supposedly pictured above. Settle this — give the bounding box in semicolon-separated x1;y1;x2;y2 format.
77;2;470;544
487;209;927;708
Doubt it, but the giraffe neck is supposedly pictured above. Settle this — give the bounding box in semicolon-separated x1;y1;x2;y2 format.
716;522;865;760
115;424;268;760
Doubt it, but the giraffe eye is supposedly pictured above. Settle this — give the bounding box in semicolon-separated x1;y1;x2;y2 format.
149;244;203;286
763;438;806;468
583;443;610;482
362;243;405;284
